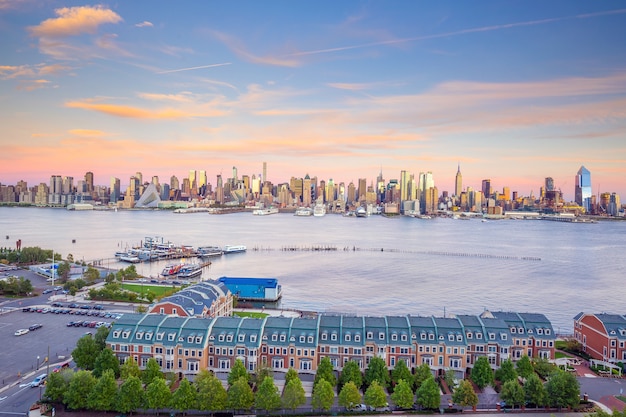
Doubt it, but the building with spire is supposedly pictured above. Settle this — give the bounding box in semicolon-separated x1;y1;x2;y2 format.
455;164;462;198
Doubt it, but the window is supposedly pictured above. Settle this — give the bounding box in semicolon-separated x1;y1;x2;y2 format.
280;334;286;342
145;333;153;340
250;335;257;343
429;333;435;340
488;333;495;340
501;334;507;341
448;334;454;341
401;334;407;341
367;332;373;340
476;333;482;339
300;335;305;343
354;334;360;342
321;332;328;340
136;332;143;340
545;329;551;335
227;334;234;342
421;332;426;340
308;336;314;343
511;327;516;333
168;333;175;341
238;334;245;342
345;334;351;342
271;333;277;342
196;336;202;344
537;328;543;335
391;333;397;341
331;333;337;341
457;335;462;342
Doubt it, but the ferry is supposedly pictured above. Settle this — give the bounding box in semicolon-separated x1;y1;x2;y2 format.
252;207;279;215
197;246;223;257
223;245;247;254
294;207;313;216
161;263;183;276
177;264;202;279
313;203;326;217
119;254;140;263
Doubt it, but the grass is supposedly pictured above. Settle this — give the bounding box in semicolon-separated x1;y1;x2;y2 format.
617;396;626;404
121;283;180;296
555;351;572;359
233;311;269;318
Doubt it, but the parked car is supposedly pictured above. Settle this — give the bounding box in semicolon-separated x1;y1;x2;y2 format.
28;323;43;331
42;289;53;294
14;328;29;336
31;373;47;387
93;305;103;310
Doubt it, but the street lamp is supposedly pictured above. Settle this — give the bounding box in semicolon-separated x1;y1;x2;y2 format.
36;355;40;370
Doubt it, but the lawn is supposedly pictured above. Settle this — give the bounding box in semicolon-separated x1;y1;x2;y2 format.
555;351;572;359
122;283;180;296
233;311;269;319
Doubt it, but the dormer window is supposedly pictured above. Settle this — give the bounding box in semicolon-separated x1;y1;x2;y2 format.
456;335;462;342
345;334;351;342
501;334;507;341
168;333;175;341
367;332;373;340
537;329;543;335
113;330;121;338
510;327;516;334
527;329;533;334
545;329;551;335
136;332;143;340
421;332;426;340
308;335;314;343
391;333;397;341
300;335;305;343
280;334;286;342
321;332;328;341
156;332;164;341
271;333;277;342
429;333;434;340
518;327;524;334
439;335;445;340
238;334;245;342
188;335;194;343
145;333;153;340
448;334;454;341
476;333;482;339
250;335;257;343
401;334;407;342
122;331;130;338
227;334;233;342
466;332;473;339
411;333;416;340
196;336;202;344
331;333;337;341
219;334;225;342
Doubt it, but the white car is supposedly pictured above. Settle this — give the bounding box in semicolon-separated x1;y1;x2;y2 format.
14;328;29;336
31;373;47;387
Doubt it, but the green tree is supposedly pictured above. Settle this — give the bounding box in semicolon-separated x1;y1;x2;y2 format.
311;379;335;411
533;357;557;380
282;375;306;411
516;355;534;379
339;360;363;391
364;379;388;408
545;370;580;409
170;378;196;415
64;370;96;410
416;375;440;410
87;369;117;411
390;379;414;410
228;358;249;386
255;376;281;413
196;370;228;412
500;380;525;408
444;368;457;393
145;377;172;416
84;266;100;283
452;379;478;409
253;363;273;387
285;367;300;387
227;376;254;411
314;356;337;388
142;357;164;386
120;356;141;380
364;356;390;389
92;347;120;378
72;334;99;370
57;261;71;283
414;363;433;391
339;381;363;409
470;356;494;390
44;368;72;403
115;375;144;414
496;359;518;384
391;360;412;392
524;373;547;407
94;325;110;352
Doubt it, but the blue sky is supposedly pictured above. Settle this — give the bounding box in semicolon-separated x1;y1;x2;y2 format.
1;0;625;200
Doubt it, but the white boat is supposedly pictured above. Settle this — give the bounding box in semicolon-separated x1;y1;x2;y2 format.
294;207;313;216
356;206;368;218
177;264;202;279
197;246;223;257
252;207;279;215
223;245;247;254
119;255;140;263
161;263;183;276
313;203;326;217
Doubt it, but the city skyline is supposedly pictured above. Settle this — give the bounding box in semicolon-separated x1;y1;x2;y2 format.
1;1;626;200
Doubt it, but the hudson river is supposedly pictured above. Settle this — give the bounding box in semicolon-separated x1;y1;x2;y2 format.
2;207;624;333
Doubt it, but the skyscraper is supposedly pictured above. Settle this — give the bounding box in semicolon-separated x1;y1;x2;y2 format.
400;170;409;202
85;171;94;193
455;164;462;197
575;166;592;212
481;179;491;200
109;176;120;204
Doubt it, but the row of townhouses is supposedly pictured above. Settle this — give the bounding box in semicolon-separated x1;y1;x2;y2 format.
106;310;555;379
573;312;626;363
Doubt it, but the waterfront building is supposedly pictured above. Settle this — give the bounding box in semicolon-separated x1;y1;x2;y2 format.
573;312;626;363
149;281;233;318
107;310;554;379
575;165;592;213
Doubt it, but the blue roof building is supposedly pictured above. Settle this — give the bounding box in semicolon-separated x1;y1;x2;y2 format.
217;277;282;302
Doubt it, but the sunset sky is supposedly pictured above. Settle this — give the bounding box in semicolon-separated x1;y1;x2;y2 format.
1;1;625;201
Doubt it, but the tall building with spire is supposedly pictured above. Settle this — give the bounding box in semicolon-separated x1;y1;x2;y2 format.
455;164;462;197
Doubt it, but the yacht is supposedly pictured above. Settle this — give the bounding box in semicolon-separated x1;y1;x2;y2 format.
177;264;202;279
313;203;326;217
223;245;247;254
356;206;368;218
161;263;183;276
294;207;313;216
197;246;223;257
252;207;279;215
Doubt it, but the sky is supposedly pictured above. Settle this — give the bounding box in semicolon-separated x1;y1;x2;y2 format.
1;1;625;201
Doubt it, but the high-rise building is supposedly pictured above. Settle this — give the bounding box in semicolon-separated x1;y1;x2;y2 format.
455;164;462;197
481;179;491;200
109;177;120;204
216;174;224;204
290;177;303;203
400;170;409;202
545;177;554;192
575;166;592;212
263;162;267;183
170;175;179;191
85;172;94;193
303;174;312;207
358;178;367;201
347;181;356;204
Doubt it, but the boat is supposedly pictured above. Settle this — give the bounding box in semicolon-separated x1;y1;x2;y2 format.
161;263;183;276
197;246;223;257
313;203;326;217
356;206;368;218
294;207;313;216
119;254;140;263
252;207;279;215
177;263;202;279
223;245;247;254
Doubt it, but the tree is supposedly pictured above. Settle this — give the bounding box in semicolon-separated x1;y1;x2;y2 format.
228;358;249;386
253;362;273;387
443;368;457;393
64;370;96;410
500;380;525;408
285;367;300;387
414;363;433;391
115;375;144;414
57;261;71;283
452;379;478;409
339;381;363;409
120;356;141;380
170;378;196;415
227;376;254;411
282;375;306;411
533;357;557;380
145;377;172;416
390;379;414;410
364;380;388;408
391;360;412;392
87;369;117;411
416;375;440;410
72;334;99;370
93;347;120;378
545;370;580;409
311;379;335;411
94;325;110;352
516;355;534;379
364;356;390;390
314;356;337;388
470;356;494;390
196;370;228;412
44;368;72;403
142;357;164;386
339;360;363;391
524;373;547;407
496;359;518;384
255;376;281;413
84;266;100;283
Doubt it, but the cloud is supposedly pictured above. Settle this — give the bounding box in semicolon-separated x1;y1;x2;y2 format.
28;5;122;38
156;62;232;74
211;31;301;67
0;65;35;79
17;79;50;91
68;129;107;137
135;21;153;28
65;101;189;119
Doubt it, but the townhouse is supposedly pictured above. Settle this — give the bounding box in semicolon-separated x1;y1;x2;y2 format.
573;312;626;363
106;310;555;379
149;281;233;318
